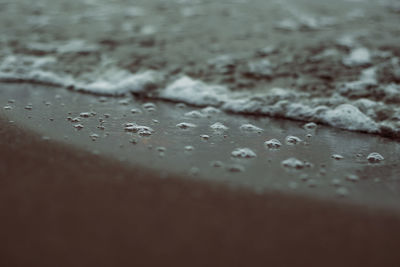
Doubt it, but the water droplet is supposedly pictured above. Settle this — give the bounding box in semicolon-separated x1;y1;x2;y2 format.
331;154;344;160
285;136;302;145
282;158;305;169
345;174;359;182
73;124;84;130
264;138;282;149
231;148;257;158
367;152;384;163
176;122;197;129
239;124;263;133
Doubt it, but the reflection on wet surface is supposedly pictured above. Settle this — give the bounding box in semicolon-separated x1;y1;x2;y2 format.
1;84;400;210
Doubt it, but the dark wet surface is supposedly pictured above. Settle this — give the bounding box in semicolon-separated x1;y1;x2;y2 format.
1;84;400;211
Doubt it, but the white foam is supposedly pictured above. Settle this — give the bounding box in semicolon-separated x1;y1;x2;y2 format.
75;70;162;96
320;104;378;132
160;76;229;106
343;47;371;66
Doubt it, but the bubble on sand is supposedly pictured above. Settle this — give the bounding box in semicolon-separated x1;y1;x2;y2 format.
200;134;210;140
201;106;221;116
299;174;309;181
331;154;344;160
231;148;257;158
282;158;305;169
367;152;384;163
285;136;302;145
79;112;91;118
239;124;263;133
226;164;245;173
25;105;33;110
143;102;157;112
189;167;199;176
90;133;99;141
184;110;205;118
156;147;166;152
331;178;341;187
3;105;12;110
124;122;154;136
130;138;138;144
71;117;81;123
210;122;229;131
131;108;142;114
336;187;349;197
345;174;359;182
264;138;282;149
211;161;223;168
118;99;130;105
73;124;84;130
176;122;197;129
185;145;194;151
303;122;318;130
307;179;317;188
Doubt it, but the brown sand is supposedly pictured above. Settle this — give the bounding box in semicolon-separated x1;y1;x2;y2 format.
1;117;400;267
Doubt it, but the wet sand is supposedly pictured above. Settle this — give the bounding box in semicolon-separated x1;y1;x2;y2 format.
2;0;400;265
1;84;400;266
2;112;400;267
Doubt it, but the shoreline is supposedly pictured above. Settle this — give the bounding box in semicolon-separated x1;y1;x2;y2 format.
1;114;400;266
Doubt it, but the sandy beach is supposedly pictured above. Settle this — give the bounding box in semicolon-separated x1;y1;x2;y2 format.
1;110;400;266
1;0;400;266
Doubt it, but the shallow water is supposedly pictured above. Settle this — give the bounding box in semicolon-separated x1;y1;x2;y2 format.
1;0;400;138
1;84;400;211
